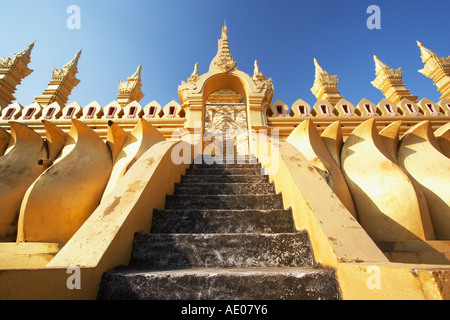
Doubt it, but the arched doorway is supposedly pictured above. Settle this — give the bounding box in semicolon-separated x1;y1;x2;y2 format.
204;89;249;155
177;23;274;160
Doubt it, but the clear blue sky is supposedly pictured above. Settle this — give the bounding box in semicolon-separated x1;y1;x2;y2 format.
1;0;449;109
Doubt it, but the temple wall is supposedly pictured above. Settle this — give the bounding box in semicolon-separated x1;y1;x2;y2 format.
0;97;448;142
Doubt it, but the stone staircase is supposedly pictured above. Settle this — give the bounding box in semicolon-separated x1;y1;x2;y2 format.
98;156;341;300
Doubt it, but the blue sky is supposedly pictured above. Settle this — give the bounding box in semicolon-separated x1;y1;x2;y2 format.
0;0;449;109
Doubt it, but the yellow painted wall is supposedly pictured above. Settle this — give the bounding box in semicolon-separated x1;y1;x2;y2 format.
0;140;192;299
254;135;450;299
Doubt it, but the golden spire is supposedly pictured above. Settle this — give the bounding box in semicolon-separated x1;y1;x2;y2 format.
311;58;342;106
52;50;82;82
209;22;237;73
417;41;436;63
0;42;35;107
117;65;145;107
15;41;35;62
371;55;418;104
314;58;327;75
416;41;450;99
130;64;142;80
0;42;35;69
34;50;82;107
373;55;389;73
221;20;228;40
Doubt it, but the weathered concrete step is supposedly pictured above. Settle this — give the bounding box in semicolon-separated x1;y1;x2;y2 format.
165;194;284;210
174;183;276;195
191;163;261;169
151;209;295;234
97;267;341;300
181;175;269;184
185;167;262;176
130;233;314;269
193;155;258;164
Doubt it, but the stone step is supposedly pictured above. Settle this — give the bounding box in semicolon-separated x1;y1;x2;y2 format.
97;267;341;300
191;163;261;169
185;167;262;176
97;150;342;301
151;209;295;234
174;182;276;195
165;194;284;210
129;233;314;269
193;155;258;165
180;174;269;184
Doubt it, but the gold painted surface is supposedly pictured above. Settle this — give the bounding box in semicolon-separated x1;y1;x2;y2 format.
398;121;450;240
0;43;34;108
311;59;342;105
34;50;81;108
379;120;402;163
320;120;343;167
0;127;10;156
106;121;128;163
101;119;165;201
287;119;357;218
0;122;47;241
17;120;112;243
341;119;435;241
204;102;249;155
42;120;67;161
0;141;190;300
257;138;387;266
434;122;450;158
417;41;450;100
0;242;64;269
377;240;450;265
117;65;144;108
371;55;418;105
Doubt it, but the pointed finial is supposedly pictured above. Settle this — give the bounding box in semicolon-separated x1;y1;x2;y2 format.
313;58;320;67
191;62;199;78
27;40;36;52
210;22;236;72
373;55;388;73
253;59;266;81
417;41;435;62
75;49;82;60
254;59;260;73
311;58;342;104
37;49;81;106
130;64;142;80
254;59;261;74
221;21;228;39
15;41;36;59
71;50;82;68
65;50;82;68
373;54;380;65
314;58;326;74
